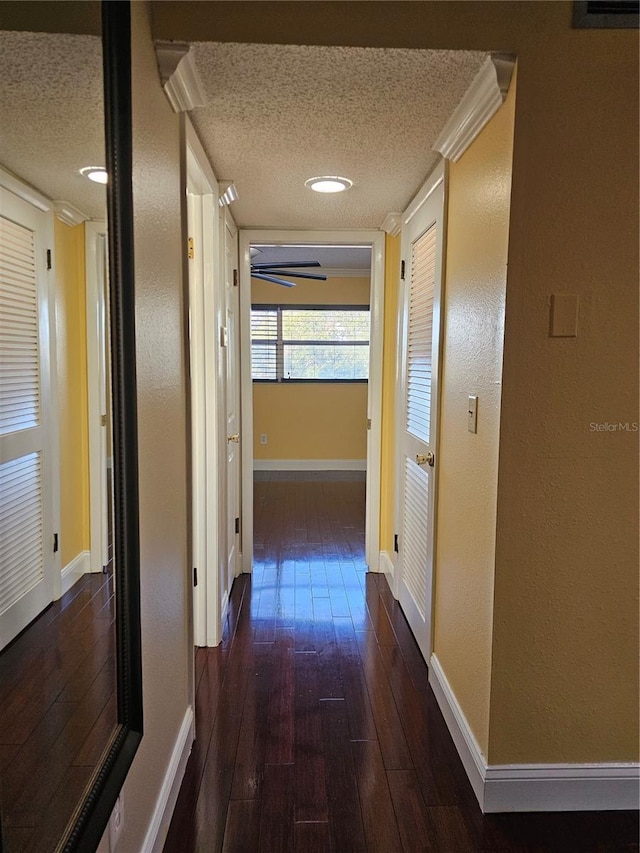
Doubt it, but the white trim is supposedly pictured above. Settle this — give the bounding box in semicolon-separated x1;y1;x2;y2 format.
402;168;444;226
253;458;366;472
433;54;516;163
428;653;487;808
0;165;51;212
60;550;91;596
429;654;640;813
240;229;385;575
380;212;402;237
379;550;395;588
85;221;109;576
140;706;195;853
156;42;206;113
484;763;640;813
53;200;88;227
185;116;223;649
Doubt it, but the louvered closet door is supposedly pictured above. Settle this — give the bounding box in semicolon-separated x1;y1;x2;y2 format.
0;188;53;649
397;165;445;663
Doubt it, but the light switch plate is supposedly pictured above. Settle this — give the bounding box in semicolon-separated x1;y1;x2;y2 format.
468;396;478;434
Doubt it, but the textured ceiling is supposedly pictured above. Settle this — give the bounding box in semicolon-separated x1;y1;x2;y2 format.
190;43;487;229
0;31;105;220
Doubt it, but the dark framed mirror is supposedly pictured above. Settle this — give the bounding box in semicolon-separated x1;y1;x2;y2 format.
0;2;142;851
59;3;142;850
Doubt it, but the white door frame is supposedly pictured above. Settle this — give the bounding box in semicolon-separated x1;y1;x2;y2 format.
393;160;447;659
239;228;385;573
85;220;109;576
185;118;226;648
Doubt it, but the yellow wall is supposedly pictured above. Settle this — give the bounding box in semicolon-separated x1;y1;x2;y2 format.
379;234;400;554
433;75;516;757
156;1;640;766
54;219;90;568
252;276;369;461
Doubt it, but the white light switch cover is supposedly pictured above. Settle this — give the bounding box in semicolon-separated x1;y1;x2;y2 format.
468;396;478;433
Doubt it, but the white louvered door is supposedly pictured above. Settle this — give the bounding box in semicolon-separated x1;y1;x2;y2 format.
0;188;54;649
396;165;445;662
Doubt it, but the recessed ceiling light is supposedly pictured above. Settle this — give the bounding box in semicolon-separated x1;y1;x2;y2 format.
305;176;353;194
80;166;108;185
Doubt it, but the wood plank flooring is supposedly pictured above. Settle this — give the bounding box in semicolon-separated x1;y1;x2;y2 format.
164;478;639;853
0;572;116;853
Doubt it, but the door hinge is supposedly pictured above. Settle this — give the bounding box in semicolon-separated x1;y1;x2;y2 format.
235;516;240;535
187;237;195;260
193;566;198;587
53;533;59;554
233;268;239;287
394;533;399;553
46;249;52;270
367;418;372;430
400;260;405;280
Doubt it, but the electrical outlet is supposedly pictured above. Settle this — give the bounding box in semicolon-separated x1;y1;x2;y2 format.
109;794;124;849
259;433;268;445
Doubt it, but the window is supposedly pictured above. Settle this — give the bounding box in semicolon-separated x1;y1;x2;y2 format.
251;305;370;381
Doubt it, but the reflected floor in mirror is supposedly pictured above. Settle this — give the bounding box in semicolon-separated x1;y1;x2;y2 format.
0;572;116;852
164;477;639;852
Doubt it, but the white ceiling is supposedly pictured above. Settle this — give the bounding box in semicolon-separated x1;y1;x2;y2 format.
0;31;105;221
190;43;487;229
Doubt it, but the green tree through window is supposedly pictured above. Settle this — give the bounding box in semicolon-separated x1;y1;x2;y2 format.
251;306;370;381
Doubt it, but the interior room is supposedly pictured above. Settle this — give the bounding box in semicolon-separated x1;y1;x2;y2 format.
0;1;637;851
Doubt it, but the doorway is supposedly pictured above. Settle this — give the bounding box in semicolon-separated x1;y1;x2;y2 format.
239;230;385;576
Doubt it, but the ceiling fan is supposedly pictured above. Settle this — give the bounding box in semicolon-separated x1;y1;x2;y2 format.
250;251;327;288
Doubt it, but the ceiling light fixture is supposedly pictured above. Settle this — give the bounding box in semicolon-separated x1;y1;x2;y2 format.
80;166;108;185
305;176;353;194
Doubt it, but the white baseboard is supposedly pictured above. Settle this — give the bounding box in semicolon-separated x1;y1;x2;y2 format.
428;654;640;813
60;550;91;596
428;654;487;807
379;550;395;585
141;706;195;853
253;458;366;471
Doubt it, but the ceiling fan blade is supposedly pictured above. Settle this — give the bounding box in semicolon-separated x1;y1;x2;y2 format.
256;270;327;282
251;272;297;287
251;261;322;269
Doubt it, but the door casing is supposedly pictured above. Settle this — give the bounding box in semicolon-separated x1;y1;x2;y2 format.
239;228;385;574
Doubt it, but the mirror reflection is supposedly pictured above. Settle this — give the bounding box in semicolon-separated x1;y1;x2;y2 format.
0;25;118;852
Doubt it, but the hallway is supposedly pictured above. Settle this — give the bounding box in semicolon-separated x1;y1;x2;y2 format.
164;479;638;852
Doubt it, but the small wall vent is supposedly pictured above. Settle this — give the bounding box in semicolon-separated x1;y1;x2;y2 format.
573;0;639;27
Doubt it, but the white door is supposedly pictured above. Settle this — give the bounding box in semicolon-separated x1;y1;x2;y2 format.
0;188;54;649
396;165;445;662
223;212;241;605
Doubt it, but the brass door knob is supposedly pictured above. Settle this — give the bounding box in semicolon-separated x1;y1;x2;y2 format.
416;451;435;467
227;433;240;443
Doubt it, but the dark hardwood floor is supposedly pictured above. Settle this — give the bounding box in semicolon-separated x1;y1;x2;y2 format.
0;571;116;853
164;477;639;853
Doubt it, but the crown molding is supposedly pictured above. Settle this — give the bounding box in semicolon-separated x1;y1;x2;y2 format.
380;212;402;237
0;166;51;212
155;41;206;113
433;53;516;163
54;200;88;227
